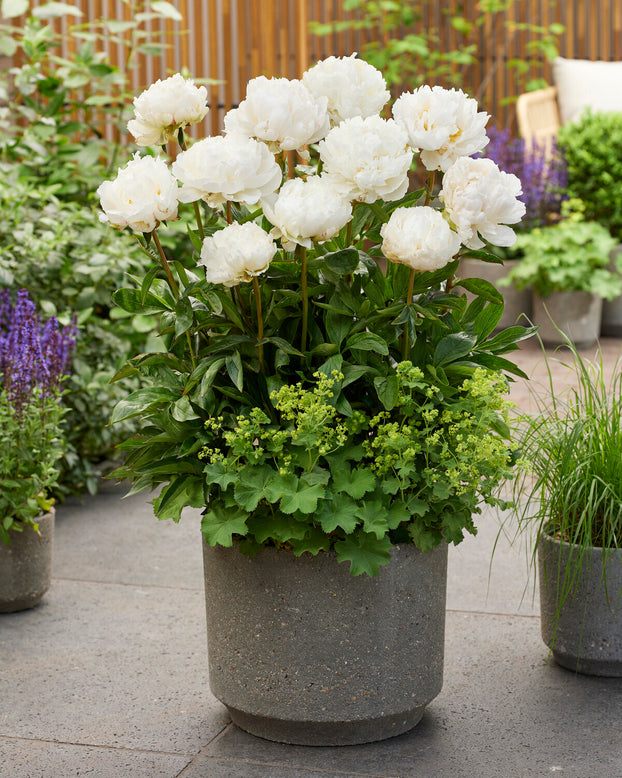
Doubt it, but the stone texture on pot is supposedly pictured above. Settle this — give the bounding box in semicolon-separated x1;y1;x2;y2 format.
538;533;622;676
0;510;54;613
532;290;602;348
202;541;448;746
457;257;532;330
601;243;622;337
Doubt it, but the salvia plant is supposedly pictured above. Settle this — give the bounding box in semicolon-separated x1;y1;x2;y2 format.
100;55;535;576
481;125;567;232
0;288;76;544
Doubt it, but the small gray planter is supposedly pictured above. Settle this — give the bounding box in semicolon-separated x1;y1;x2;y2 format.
601;243;622;336
457;257;532;329
202;541;448;745
538;534;622;676
0;510;54;613
532;290;602;348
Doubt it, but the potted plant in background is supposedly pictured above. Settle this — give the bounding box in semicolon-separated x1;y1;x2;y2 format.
0;289;76;612
557;110;622;336
98;56;533;745
506;199;619;347
459;125;567;330
511;337;622;676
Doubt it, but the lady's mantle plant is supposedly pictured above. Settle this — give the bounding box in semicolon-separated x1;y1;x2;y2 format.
0;289;76;545
100;55;533;575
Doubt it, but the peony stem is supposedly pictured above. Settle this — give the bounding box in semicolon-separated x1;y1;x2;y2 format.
252;276;265;373
402;268;416;360
152;229;179;300
299;245;309;354
226;201;232;225
424;170;436;207
193;202;205;240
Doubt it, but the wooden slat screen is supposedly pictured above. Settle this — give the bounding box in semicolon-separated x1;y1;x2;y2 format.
7;1;622;133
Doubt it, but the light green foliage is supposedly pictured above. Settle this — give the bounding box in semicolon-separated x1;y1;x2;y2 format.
310;0;563;99
0;390;64;544
507;202;619;298
557;110;622;242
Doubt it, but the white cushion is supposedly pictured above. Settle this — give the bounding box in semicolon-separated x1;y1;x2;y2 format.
553;57;622;123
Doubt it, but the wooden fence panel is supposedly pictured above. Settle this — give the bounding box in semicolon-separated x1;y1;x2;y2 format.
6;0;622;133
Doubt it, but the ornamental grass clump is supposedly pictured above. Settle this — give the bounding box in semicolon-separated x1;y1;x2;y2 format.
100;56;534;576
511;339;622;601
0;289;76;544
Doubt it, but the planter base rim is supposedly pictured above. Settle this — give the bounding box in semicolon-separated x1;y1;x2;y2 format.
552;651;622;678
0;592;47;613
226;704;425;746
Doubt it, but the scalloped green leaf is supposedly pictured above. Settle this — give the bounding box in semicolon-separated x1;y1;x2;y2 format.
334;533;392;576
201;506;249;546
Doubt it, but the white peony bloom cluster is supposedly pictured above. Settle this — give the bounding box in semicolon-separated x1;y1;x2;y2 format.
393;85;489;172
97;153;178;233
127;73;209;147
262;175;353;250
172;135;282;207
224;76;330;153
380;206;461;271
318;115;413;203
440;157;526;249
302;53;390;126
200;222;277;287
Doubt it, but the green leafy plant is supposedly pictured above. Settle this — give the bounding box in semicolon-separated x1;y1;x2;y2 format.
506;202;620;298
100;61;535;576
557;110;622;243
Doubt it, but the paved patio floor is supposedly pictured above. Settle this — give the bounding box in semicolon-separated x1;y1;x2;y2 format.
2;338;622;777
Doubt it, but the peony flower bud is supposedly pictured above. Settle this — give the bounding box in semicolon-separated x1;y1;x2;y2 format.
127;73;208;147
302;53;389;126
318;115;413;203
199;222;277;287
262;175;353;251
224;75;330;152
380;206;461;271
172;135;282;207
440;156;526;249
393;85;489;172
97;153;179;233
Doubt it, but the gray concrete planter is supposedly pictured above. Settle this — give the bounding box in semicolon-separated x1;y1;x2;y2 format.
202;541;448;745
532;290;602;348
538;534;622;676
601;243;622;336
0;510;54;613
457;257;532;330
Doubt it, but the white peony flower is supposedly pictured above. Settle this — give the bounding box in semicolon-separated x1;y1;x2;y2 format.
392;85;489;172
262;175;353;251
127;73;208;147
380;206;461;271
318;115;413;203
224;76;330;152
97;153;179;233
199;222;277;287
302;53;390;125
172;135;282;207
440;156;526;249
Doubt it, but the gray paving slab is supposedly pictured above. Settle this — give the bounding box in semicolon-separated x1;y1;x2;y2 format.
0;577;228;754
0;737;192;778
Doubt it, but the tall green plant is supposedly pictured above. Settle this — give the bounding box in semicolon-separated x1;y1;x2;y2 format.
310;0;563;101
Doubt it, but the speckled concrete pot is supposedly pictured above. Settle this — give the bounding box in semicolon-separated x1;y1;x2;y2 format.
457;257;532;329
532;290;602;348
0;510;54;613
601;243;622;336
538;534;622;676
202;541;448;745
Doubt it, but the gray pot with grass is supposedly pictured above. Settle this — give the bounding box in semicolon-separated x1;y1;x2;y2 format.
512;338;622;675
532;290;602;348
202;540;448;745
538;535;622;676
